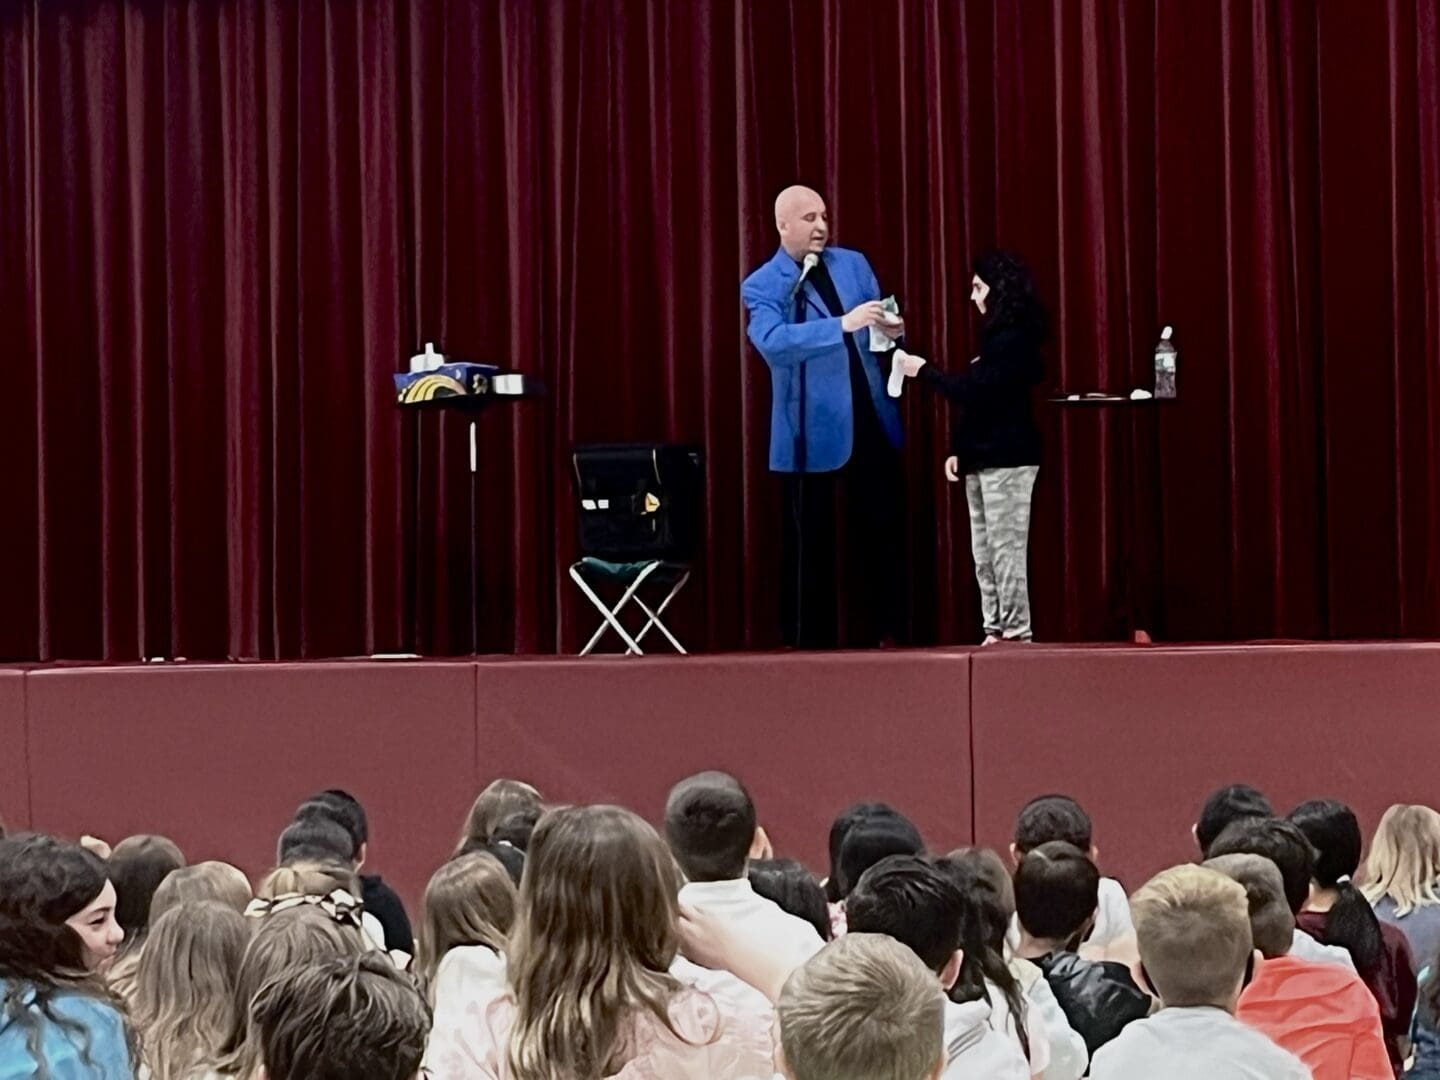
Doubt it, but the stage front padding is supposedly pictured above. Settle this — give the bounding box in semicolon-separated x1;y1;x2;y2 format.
969;643;1440;892
24;663;477;908
474;652;975;873
0;670;28;831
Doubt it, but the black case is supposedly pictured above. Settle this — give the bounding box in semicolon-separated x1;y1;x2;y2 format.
571;444;703;561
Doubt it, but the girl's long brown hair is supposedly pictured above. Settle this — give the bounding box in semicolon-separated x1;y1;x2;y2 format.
414;852;518;1003
505;805;696;1079
131;901;248;1080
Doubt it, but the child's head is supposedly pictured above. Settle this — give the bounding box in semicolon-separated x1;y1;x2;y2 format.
292;789;369;866
943;847;1016;918
251;953;431;1080
836;809;924;900
1362;803;1440;913
1207;817;1314;915
824;802;894;902
108;834;186;944
1129;865;1252;1010
456;778;544;853
1013;841;1099;948
1013;794;1094;858
1204;853;1296;959
132;901;249;1080
664;770;759;882
1288;799;1385;973
277;815;356;868
150;861;252;919
0;833;124;977
1195;784;1273;857
505;805;684;1078
845;855;963;983
213;904;371;1077
777;933;945;1080
414;851;518;1001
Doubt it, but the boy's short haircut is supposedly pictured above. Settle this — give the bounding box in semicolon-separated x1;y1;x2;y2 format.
1195;785;1274;856
1204;853;1296;958
1206;817;1315;915
663;771;757;882
250;952;431;1080
277;815;356;866
292;790;369;850
1129;865;1252;1007
1014;795;1093;854
1013;841;1099;942
846;855;963;973
778;933;945;1080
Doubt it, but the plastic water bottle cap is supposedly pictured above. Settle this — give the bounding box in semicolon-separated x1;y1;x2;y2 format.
1160;325;1174;340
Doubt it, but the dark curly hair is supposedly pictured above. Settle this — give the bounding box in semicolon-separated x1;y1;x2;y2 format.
0;833;135;1077
973;249;1049;342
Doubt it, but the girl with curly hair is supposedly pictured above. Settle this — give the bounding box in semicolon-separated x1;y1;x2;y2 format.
0;833;134;1078
900;250;1049;642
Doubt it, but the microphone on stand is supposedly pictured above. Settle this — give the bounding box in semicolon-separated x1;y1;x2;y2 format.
788;252;820;303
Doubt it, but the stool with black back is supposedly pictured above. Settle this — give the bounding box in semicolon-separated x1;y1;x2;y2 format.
569;444;703;655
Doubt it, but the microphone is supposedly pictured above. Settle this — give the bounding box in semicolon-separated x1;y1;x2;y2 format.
788;252;820;302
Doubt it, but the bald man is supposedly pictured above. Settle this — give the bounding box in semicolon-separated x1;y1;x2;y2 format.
741;186;907;648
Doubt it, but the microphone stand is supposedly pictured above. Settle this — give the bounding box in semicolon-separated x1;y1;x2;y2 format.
793;287;808;649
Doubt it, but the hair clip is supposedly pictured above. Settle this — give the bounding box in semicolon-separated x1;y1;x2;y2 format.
244;888;366;929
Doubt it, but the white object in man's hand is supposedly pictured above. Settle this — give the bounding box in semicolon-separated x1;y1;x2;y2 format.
841;300;888;333
944;456;960;482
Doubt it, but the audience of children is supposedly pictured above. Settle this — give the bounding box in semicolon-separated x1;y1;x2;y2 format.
7;778;1440;1079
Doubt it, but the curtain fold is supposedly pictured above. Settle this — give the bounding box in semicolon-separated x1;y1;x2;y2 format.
2;0;1438;660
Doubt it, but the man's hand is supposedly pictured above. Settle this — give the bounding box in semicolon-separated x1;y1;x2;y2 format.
878;314;905;340
901;354;926;377
841;300;888;333
944;456;960;482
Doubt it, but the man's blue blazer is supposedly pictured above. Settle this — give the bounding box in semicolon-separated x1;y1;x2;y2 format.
741;245;903;473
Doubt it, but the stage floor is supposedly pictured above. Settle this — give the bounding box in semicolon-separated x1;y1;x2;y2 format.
5;641;1438;906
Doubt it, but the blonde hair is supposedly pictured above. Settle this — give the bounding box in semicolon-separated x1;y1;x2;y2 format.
1130;865;1250;1007
132;901;249;1080
505;805;695;1079
778;933;944;1080
208;904;371;1077
257;860;359;901
414;852;518;1003
1362;804;1440;915
150;861;252;920
455;778;543;853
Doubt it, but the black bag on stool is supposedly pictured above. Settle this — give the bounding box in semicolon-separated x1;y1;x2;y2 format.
571;444;703;562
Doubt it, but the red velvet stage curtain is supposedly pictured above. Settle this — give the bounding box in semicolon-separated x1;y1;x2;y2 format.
2;0;1439;660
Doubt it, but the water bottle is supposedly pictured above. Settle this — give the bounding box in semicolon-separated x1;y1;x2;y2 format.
1154;326;1177;398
